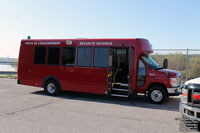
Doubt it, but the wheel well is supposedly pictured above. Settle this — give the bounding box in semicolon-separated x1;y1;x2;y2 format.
42;76;62;90
147;83;168;95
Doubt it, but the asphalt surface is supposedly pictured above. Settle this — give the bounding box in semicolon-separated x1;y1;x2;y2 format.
0;78;187;133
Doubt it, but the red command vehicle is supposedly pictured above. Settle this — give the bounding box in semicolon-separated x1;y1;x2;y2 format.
18;38;182;104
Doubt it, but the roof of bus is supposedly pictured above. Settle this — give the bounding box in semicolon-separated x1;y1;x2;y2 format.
21;38;153;55
21;38;148;41
21;38;151;50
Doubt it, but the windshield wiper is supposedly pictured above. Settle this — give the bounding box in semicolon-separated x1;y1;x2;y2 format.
155;67;164;70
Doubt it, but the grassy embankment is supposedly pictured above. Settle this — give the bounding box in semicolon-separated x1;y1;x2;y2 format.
0;75;17;79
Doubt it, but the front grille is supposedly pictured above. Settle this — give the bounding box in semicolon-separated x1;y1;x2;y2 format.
193;102;200;108
188;89;192;103
176;74;182;87
178;75;182;85
187;84;200;108
194;101;200;104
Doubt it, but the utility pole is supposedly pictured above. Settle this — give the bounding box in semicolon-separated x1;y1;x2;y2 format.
186;48;189;81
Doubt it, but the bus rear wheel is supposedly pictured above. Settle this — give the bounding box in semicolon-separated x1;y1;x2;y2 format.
44;80;61;95
148;86;167;104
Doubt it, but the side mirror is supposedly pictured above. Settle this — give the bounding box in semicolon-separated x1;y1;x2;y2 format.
163;59;168;69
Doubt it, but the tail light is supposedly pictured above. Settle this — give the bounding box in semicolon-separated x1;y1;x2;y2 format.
193;93;200;100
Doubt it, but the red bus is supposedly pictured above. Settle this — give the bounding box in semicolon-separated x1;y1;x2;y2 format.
18;38;182;104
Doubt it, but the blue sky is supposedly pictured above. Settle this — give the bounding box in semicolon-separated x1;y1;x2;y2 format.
0;0;199;58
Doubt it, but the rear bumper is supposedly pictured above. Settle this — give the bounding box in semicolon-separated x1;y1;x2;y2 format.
167;84;182;96
180;102;200;121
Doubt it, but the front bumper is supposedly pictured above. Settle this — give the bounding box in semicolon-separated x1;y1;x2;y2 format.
167;84;183;96
180;102;200;121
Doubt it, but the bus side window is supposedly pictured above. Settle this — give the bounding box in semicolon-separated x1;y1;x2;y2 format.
93;47;109;68
34;47;46;64
62;47;75;66
77;47;92;67
47;47;60;65
137;60;146;87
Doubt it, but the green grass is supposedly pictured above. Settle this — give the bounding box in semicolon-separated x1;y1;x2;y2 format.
0;75;17;79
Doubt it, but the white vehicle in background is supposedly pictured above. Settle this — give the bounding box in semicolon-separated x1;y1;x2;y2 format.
180;77;200;131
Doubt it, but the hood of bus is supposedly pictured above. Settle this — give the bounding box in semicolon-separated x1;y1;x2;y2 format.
156;69;181;78
149;68;181;78
159;69;180;77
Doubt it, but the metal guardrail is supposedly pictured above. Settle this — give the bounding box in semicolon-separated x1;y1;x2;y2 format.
0;62;17;65
0;71;17;75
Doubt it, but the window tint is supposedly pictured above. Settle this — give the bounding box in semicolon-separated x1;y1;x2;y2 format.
138;60;146;76
113;49;128;64
62;47;75;66
77;47;92;67
34;47;46;64
47;47;60;65
137;60;146;87
94;47;109;67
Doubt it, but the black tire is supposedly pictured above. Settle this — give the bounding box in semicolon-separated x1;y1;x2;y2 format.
44;80;61;96
148;86;167;104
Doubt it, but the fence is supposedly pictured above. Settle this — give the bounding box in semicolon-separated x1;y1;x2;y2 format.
1;50;200;82
152;49;200;82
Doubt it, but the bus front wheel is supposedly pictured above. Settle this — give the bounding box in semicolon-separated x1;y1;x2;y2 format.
148;86;167;104
44;80;61;95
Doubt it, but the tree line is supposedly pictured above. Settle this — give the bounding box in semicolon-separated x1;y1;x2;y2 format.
151;53;200;82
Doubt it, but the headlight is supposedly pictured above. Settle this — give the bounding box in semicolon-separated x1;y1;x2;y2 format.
170;78;179;87
181;88;188;104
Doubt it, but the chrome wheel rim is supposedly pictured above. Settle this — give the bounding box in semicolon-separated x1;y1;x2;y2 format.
47;83;56;94
151;90;163;102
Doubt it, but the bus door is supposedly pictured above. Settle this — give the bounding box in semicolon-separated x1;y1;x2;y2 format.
128;47;134;94
109;48;130;97
107;48;113;94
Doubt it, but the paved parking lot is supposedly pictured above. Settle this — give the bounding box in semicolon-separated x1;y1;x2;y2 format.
0;78;183;133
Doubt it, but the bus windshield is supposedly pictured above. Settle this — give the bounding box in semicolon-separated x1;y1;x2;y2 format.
142;56;162;70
